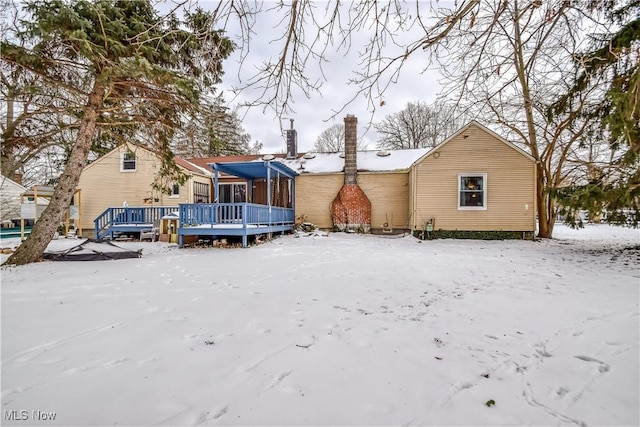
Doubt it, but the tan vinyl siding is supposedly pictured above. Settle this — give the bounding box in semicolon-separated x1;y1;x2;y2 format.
294;172;410;230
359;173;410;231
78;144;209;233
412;124;536;232
294;174;343;228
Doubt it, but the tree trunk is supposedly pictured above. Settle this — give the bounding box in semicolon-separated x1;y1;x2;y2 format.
512;0;553;239
535;163;552;238
1;97;17;178
4;80;105;266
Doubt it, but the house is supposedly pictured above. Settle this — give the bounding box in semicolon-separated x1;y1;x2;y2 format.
408;121;537;237
0;174;26;226
77;142;213;237
80;146;297;245
282;148;429;232
81;118;536;244
282;119;536;238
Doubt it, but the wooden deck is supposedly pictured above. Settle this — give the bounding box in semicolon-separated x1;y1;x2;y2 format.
94;206;178;241
94;203;295;247
95;158;298;247
178;203;295;247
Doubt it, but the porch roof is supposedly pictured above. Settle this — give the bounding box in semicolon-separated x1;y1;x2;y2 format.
210;160;299;180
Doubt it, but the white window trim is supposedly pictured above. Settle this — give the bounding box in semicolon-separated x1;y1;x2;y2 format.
169;183;180;198
458;173;487;211
120;151;137;172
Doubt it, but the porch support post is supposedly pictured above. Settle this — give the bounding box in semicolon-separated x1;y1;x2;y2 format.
242;204;247;248
213;168;219;203
291;177;295;212
266;162;272;225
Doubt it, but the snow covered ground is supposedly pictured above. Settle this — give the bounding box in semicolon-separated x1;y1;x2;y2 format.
1;224;638;426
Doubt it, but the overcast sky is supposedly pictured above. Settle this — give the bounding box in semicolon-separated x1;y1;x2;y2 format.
203;1;447;154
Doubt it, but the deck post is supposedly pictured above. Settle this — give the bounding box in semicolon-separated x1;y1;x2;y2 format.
291;177;295;212
213;168;219;203
266;162;272;225
179;233;184;248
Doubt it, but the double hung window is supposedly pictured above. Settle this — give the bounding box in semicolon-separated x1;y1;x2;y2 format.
121;151;136;171
458;174;487;210
169;184;180;198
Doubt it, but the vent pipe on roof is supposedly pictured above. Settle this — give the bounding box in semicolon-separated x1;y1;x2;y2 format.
285;118;297;160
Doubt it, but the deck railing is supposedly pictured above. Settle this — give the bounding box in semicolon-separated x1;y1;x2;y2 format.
95;203;295;241
179;203;294;227
94;206;178;240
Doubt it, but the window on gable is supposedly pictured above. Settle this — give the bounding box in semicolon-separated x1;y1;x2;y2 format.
169;184;180;198
458;174;487;210
121;151;136;171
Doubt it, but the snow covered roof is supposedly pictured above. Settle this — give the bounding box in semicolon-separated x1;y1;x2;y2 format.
0;175;26;192
174;158;213;176
277;148;431;174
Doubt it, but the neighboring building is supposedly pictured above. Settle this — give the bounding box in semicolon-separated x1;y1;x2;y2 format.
282;120;537;237
0;175;26;226
77;142;213;236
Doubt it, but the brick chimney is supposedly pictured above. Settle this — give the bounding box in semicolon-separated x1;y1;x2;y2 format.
330;115;371;232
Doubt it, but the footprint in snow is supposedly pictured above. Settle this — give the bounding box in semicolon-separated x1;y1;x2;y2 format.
195;406;228;425
574;355;610;373
264;370;293;392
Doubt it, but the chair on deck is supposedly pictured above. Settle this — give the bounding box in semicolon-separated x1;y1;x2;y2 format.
140;219;160;242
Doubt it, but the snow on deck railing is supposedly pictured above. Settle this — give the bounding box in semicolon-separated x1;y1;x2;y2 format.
179;203;294;228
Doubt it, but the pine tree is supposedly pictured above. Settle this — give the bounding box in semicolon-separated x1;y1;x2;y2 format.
549;0;639;227
2;0;234;265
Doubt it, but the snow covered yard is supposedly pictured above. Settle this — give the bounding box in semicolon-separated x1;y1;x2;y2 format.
1;225;638;426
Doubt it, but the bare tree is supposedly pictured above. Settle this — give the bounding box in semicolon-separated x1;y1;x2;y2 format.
312;124;368;152
375;101;465;150
2;0;623;248
1;66;86;183
400;0;611;238
218;1;615;237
